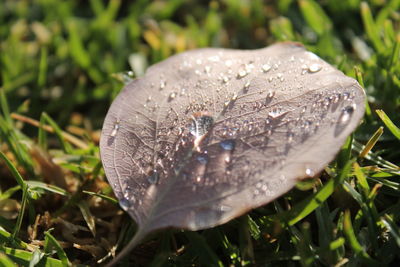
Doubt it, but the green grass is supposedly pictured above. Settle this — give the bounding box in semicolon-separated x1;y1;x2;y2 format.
1;0;400;266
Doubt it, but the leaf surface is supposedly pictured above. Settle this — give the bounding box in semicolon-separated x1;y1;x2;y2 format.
100;42;365;263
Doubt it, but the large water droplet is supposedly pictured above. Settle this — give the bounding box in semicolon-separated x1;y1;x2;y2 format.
339;105;355;124
189;113;214;138
219;140;235;151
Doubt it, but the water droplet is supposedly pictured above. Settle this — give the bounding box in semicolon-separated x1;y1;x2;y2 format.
231;92;238;101
220;140;235;151
159;80;166;90
119;198;130;211
268;108;283;119
189;113;214;138
244;81;250;90
277;73;284;81
196;154;209;164
220;205;232;212
261;64;271;73
339;105;356;123
237;63;254;78
305;168;315;177
168;92;177;101
261;184;268;191
111;122;120;137
237;68;247;78
309;63;322;73
147;170;159;184
245;63;254;72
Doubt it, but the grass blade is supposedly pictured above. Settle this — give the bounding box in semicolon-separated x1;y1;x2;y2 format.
283;160;353;226
359;126;383;158
375;109;400;140
44;230;70;266
381;214;400;247
360;2;385;53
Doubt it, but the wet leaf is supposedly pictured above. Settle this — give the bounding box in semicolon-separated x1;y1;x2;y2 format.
100;43;365;264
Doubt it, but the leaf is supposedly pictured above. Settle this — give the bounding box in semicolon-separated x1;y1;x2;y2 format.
100;43;365;264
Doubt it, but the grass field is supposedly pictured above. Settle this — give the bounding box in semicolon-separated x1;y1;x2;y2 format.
1;0;400;266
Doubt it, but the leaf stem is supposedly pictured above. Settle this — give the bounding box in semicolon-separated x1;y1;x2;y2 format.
105;228;148;267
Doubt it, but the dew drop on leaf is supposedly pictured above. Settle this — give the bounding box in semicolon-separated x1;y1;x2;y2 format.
309;63;322;73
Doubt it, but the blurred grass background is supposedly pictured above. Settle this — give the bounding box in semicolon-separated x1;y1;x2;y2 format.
1;0;400;266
